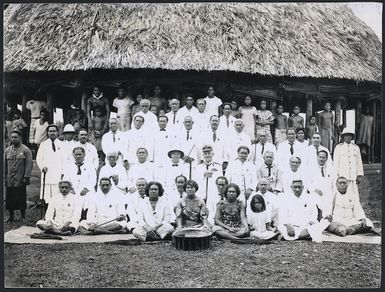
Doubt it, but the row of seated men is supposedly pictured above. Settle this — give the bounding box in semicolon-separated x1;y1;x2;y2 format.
37;173;373;242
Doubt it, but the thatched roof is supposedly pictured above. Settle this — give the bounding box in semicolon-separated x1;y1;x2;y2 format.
3;3;382;82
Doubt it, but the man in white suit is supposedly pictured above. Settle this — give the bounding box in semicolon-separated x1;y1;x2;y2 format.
36;124;64;204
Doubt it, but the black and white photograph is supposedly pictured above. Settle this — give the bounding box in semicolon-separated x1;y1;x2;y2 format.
3;2;382;288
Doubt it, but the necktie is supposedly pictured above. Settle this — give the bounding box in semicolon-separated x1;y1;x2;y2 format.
172;163;178;167
226;116;229;127
290;142;294;155
261;143;265;155
187;130;190;141
316;146;319;155
213;131;217;142
52;141;56;152
206;164;210;170
76;163;83;175
113;132;116;143
173;112;176;124
160;129;166;131
321;166;325;177
267;165;272;176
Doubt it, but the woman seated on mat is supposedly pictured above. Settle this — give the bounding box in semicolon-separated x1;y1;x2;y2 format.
175;180;211;232
212;183;249;240
247;194;278;240
132;181;174;241
36;180;82;236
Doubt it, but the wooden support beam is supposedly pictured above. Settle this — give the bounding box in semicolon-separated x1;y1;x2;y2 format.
371;101;377;163
306;97;313;126
47;91;54;124
334;99;342;147
270;100;277;116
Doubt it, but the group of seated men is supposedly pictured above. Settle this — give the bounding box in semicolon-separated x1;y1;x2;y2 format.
35;108;374;241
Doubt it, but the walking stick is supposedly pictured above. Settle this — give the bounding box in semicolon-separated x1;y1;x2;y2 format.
94;217;118;229
243;175;248;211
184;145;195;180
205;176;209;203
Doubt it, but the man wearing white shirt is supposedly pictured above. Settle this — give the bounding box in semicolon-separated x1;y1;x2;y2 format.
79;177;126;234
200;115;227;167
36;180;82;235
193;145;223;225
124;115;154;165
333;128;364;202
328;177;373;237
153;115;173;167
77;129;99;171
204;86;222;116
307;150;336;219
36;124;64;205
101;118;125;164
278;179;330;242
165;98;183;132
62;147;97;210
303;132;332;171
179;95;199;121
131;99;158;132
224;119;252;162
194;98;210;133
129;178;148;216
250;130;276;168
225;146;257;203
166;175;187;223
175;116;201;169
256;151;283;194
160;149;189;194
99;151;129;194
127;148;156;188
276;128;304;171
61;124;78;168
281;156;309;193
219;103;237;136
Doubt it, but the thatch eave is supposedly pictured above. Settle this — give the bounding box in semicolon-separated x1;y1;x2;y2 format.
4;3;382;82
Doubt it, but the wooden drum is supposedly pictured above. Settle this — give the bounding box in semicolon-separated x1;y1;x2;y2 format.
173;228;212;251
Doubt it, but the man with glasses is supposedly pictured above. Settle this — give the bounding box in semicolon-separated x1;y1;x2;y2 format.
131;98;157;132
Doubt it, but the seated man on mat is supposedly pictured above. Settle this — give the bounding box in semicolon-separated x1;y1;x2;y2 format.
79;177;126;234
36;180;82;236
277;179;330;242
327;176;373;237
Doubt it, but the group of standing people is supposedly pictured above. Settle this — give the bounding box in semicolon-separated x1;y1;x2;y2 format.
4;85;374;243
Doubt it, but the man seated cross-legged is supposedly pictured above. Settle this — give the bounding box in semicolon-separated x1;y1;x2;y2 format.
327;176;373;237
79;177;126;234
36;180;82;236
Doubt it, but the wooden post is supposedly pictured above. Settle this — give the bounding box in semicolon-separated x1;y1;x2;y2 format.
270;100;277;115
371;100;376;163
47;90;54;124
306;96;313;126
334;99;342;146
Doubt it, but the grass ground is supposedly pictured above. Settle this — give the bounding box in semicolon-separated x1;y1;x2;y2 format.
3;162;382;288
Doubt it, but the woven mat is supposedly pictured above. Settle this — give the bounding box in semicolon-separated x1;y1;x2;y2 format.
321;230;381;245
4;226;381;245
4;226;135;244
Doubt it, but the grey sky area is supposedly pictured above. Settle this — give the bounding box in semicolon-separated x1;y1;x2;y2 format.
348;2;382;41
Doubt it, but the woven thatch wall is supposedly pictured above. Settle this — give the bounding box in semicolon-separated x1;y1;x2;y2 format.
3;3;382;82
